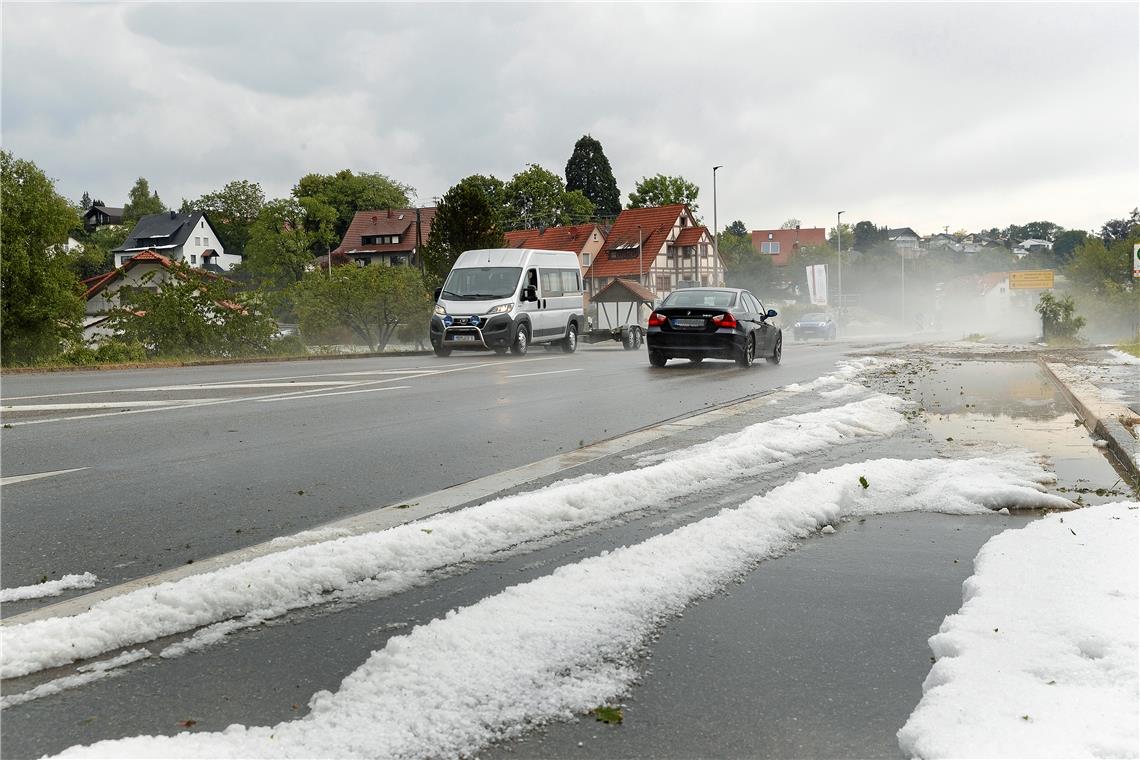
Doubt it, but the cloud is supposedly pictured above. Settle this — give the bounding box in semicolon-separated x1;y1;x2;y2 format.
2;2;1135;233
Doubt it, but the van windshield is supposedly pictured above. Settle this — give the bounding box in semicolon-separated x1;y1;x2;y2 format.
440;267;523;301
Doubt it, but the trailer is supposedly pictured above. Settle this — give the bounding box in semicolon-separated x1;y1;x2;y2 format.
583;278;657;350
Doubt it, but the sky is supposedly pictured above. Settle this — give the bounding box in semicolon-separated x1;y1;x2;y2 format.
2;2;1137;236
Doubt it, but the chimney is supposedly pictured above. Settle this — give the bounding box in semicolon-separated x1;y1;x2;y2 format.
387;209;393;219
170;210;177;220
372;215;378;224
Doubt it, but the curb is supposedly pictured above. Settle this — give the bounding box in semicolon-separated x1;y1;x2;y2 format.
1037;357;1139;484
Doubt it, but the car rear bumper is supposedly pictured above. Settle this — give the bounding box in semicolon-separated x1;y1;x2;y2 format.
646;330;745;359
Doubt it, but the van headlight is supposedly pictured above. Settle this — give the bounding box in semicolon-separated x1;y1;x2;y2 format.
434;304;447;316
488;303;514;314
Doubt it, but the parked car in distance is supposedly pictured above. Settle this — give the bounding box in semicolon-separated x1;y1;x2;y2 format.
793;312;835;341
645;287;782;368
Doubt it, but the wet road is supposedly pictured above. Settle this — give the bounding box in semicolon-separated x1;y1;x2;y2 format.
0;346;1128;759
0;341;854;597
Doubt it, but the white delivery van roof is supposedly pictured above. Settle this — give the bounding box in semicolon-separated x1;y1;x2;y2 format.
453;248;579;269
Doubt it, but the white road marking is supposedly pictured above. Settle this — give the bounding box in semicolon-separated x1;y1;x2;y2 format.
255;386;411;402
1;400;223;412
0;361;503;427
0;467;89;486
504;368;584;379
139;382;360;390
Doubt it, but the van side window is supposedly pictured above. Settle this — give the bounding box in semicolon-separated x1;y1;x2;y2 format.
540;269;564;297
559;269;579;294
526;269;538;292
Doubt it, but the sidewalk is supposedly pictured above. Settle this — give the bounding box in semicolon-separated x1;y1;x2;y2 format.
1038;349;1140;483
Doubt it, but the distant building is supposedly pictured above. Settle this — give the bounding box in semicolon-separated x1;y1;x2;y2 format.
505;223;606;275
332;208;437;267
83;204;124;232
113;211;238;271
886;227;922;256
584;205;722;296
749;227;827;266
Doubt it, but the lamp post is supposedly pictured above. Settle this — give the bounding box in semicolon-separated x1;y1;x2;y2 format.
836;210;845;334
638;224;644;323
712;165;723;286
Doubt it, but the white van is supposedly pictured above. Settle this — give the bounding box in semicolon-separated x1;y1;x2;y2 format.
430;248;586;356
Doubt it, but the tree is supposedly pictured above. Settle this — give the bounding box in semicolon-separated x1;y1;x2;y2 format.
564;134;621;219
292;170;412;242
1067;236;1133;293
627;174;700;216
827;223;855;251
291;265;432;351
1035;292;1085;342
1051;230;1088;264
0;151;85;365
780;218;802;230
1100;208;1140;244
853;221;886;251
80;191;92;211
71;225;130;280
181;180;265;256
106;263;278;358
422;176;508;282
503;164;594;230
122;177;166;224
725;220;748;236
239;199;320;295
1007;220;1062;242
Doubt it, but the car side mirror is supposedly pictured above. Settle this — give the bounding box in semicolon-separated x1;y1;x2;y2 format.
766;309;778;318
433;287;442;300
522;286;538;302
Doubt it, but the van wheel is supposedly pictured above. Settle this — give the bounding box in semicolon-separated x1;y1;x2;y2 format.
511;324;529;356
561;322;578;353
434;345;451;357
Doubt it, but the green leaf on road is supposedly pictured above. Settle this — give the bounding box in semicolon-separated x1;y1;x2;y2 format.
858;476;869;490
592;705;623;724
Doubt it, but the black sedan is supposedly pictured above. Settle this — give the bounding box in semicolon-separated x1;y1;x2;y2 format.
646;288;782;368
793;312;836;341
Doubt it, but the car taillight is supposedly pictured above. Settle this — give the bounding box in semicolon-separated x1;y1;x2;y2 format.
648;311;666;327
711;313;738;329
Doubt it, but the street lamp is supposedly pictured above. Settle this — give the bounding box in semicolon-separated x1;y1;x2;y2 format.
713;165;723;286
837;210;845;334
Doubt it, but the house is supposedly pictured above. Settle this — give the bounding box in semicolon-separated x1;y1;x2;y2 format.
331;207;437;267
83;204;124;232
504;223;606;274
1013;239;1053;258
749;227;827;266
886;227;922;256
583;204;723;297
113;211;239;271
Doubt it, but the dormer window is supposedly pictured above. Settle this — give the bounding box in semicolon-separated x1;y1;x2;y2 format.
362;234;400;245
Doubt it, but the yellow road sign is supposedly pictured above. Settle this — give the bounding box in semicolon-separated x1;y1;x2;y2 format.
1009;270;1054;289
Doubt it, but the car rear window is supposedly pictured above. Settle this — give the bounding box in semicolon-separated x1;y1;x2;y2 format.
663;290;737;308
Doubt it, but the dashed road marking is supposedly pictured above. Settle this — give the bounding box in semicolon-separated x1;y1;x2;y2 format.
0;467;89;486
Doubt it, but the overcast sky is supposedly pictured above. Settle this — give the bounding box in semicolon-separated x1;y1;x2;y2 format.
3;2;1136;235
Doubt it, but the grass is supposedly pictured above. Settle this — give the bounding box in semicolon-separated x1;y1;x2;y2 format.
1115;339;1140;358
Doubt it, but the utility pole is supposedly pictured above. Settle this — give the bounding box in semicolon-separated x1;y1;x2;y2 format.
415;206;424;275
712;165;723;286
837;210;845;335
638;224;644;287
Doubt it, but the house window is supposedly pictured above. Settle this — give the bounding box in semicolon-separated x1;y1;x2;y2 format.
655;275;671;293
700;244;709;258
195;237;201;246
190;254;197;264
683;246;695;258
582;253;590;267
680;217;689;227
391;255;408;266
760;242;781;254
203;237;209;246
355;258;369;267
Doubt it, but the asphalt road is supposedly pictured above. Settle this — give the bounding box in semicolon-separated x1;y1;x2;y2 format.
1;340;855;598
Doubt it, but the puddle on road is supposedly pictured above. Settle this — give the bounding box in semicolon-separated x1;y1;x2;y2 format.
872;359;1132;502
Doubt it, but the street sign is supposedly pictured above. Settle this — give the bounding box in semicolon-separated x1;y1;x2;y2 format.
806;264;828;305
1009;270;1054;289
1133;243;1139;279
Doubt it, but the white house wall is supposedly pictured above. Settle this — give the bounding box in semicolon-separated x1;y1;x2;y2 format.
86;263;169;315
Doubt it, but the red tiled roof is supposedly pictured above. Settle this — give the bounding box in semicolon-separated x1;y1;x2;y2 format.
673;227;706;247
504;223;602;253
84;250;221;299
591;277;657;303
585;204;689;280
333;208;437;256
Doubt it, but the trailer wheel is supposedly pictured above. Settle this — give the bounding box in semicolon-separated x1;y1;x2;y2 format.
633;327;643;349
622;328;637;350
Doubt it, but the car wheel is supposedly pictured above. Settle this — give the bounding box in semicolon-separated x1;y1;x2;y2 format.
766;333;783;364
434;344;451;357
649;350;667;367
510;324;529;356
561;322;578;353
736;334;755;368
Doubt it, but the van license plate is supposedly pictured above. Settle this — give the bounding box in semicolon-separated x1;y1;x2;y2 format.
450;335;477;342
673;318;705;328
